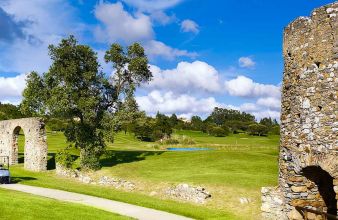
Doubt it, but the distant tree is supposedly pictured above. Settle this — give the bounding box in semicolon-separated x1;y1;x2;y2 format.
259;117;274;129
208;126;228;137
132;116;155;141
113;87;142;134
248;123;269;136
21;36;152;170
209;107;255;126
0;102;24;120
155;112;172;138
191;115;203;131
169;114;178;128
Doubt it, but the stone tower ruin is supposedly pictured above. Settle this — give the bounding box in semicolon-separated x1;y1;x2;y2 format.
262;2;338;219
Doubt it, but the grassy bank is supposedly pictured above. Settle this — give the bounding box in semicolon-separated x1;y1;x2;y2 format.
13;130;279;219
0;188;132;220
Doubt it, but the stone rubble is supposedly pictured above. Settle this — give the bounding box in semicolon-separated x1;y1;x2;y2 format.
165;183;211;204
56;164;135;191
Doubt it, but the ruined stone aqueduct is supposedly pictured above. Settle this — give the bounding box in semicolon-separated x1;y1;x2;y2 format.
0;2;337;220
0;118;47;171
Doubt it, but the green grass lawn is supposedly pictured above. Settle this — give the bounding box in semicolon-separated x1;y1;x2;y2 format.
13;129;279;219
0;188;132;220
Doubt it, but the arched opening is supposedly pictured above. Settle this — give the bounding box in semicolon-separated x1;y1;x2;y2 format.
302;166;337;215
12;126;25;164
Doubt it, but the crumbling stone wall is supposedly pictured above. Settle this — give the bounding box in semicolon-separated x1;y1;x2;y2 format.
262;2;338;219
0;118;47;171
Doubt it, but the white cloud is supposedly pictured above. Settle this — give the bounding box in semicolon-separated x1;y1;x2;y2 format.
256;97;281;110
248;110;280;121
181;19;199;34
224;75;280;98
94;2;195;60
94;2;153;43
0;74;26;100
239;103;259;112
145;61;221;93
150;10;176;25
238;56;255;68
144;40;197;60
136;90;225;117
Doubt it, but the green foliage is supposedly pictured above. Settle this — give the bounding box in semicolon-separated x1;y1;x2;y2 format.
154;112;172;137
0;102;24;120
248;123;269;136
208;126;229;137
55;149;74;168
132;116;155;141
208;107;255;125
161;134;195;145
21;36;152;170
46;118;68;131
190;115;203;130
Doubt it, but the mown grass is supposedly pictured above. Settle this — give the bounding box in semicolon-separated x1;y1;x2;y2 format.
0;188;132;220
13;129;279;219
10;165;238;220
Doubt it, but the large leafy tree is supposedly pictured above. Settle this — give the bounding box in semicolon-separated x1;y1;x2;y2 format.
21;36;152;170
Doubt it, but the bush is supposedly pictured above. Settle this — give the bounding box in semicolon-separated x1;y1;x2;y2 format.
208;127;228;137
161;138;180;145
248;124;269;136
55;149;74;168
160;134;195;145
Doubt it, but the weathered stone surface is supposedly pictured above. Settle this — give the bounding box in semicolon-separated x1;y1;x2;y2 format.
291;186;308;193
262;2;338;219
0;118;47;171
98;176;135;191
165;183;211;204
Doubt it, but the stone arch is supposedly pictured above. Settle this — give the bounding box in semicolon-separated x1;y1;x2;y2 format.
0;118;47;171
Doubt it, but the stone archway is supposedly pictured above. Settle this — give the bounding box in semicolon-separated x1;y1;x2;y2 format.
0;118;47;171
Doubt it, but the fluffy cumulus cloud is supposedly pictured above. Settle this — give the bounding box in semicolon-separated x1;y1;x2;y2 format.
137;60;281;120
94;1;194;60
94;2;154;43
145;61;221;93
0;74;26;103
238;56;255;68
144;40;197;60
224;75;280;98
136;90;225;118
181;19;199;34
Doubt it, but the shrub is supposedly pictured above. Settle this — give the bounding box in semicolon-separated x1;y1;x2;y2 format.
55;149;74;168
209;126;228;137
160;134;195;145
248;124;269;136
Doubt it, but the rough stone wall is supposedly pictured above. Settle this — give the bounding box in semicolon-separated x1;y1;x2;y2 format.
262;2;338;219
0;118;47;171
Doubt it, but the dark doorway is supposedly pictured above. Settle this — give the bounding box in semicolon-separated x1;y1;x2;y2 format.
302;166;337;215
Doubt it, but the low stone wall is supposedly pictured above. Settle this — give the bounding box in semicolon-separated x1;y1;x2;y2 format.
56;164;135;191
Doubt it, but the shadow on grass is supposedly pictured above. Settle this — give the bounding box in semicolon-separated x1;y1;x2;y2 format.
11;176;37;183
101;150;164;167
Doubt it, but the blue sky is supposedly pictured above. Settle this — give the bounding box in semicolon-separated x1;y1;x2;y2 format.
0;0;334;120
